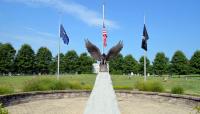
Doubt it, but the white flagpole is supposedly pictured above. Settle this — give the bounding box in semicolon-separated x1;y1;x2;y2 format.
144;49;147;81
144;15;147;81
57;13;62;80
102;4;105;54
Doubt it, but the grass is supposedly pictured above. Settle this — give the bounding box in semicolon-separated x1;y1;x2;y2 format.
0;85;14;95
171;86;184;94
135;80;164;92
22;77;70;91
0;103;8;114
22;75;95;92
0;74;200;95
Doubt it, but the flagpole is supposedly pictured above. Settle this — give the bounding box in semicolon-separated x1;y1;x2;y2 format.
102;4;105;54
144;15;147;81
57;13;62;80
144;49;147;81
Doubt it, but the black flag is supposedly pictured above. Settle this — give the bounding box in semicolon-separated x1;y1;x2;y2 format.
141;24;149;51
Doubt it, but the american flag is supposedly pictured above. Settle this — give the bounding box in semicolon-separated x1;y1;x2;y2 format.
102;22;107;47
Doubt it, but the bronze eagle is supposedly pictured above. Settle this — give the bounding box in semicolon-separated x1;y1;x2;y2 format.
85;39;123;65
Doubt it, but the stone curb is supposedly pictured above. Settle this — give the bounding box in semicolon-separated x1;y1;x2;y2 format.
116;90;200;101
0;90;199;107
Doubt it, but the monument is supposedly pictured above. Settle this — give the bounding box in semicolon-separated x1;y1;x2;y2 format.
85;39;123;72
84;39;123;114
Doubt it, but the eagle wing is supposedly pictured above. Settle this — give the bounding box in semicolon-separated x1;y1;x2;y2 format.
85;39;101;61
106;41;123;61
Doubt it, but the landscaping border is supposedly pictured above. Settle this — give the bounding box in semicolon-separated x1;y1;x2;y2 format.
0;90;199;107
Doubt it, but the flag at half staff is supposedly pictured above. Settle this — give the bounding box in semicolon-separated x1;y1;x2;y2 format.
60;24;69;45
102;22;107;47
141;24;149;51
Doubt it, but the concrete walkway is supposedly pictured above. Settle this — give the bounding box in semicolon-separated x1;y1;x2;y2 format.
84;72;120;114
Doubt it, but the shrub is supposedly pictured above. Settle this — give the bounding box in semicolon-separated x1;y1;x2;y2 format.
0;103;8;114
114;86;133;90
23;78;70;91
171;86;184;94
68;82;82;89
150;81;164;92
193;105;200;114
135;81;146;91
0;85;14;95
51;80;71;90
23;78;54;91
135;80;164;92
82;85;93;90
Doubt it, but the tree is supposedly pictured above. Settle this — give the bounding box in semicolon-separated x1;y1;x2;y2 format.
190;50;200;74
64;50;79;74
78;53;94;74
35;47;52;74
49;53;65;74
0;43;16;75
138;56;150;75
49;56;57;74
109;54;124;74
171;50;189;75
123;55;138;74
153;52;169;76
15;44;35;74
148;64;154;75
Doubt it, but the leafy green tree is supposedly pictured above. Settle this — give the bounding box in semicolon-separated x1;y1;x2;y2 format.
49;56;57;74
190;50;200;74
109;54;124;74
49;53;65;74
64;50;79;73
35;47;52;74
78;53;94;74
148;64;154;75
171;50;189;75
122;54;138;74
153;52;169;76
139;56;150;75
15;44;35;74
57;53;65;74
0;43;16;75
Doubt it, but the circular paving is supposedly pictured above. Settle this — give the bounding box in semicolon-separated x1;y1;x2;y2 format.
6;94;195;114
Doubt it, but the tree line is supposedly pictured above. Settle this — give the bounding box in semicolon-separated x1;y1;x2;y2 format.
0;43;200;76
109;51;200;75
0;43;94;75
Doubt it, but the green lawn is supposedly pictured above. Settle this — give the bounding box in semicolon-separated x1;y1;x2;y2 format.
112;75;200;95
0;74;200;96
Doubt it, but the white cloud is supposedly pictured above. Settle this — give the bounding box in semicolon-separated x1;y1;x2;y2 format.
4;0;119;29
24;26;56;37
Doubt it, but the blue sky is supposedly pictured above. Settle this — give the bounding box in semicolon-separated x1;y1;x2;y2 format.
0;0;200;62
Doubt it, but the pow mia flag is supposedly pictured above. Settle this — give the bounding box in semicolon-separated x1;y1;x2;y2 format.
141;24;149;51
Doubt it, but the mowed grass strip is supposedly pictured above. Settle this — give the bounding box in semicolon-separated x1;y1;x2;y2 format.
0;74;200;95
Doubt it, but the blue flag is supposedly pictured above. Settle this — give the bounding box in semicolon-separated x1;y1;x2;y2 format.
60;24;69;45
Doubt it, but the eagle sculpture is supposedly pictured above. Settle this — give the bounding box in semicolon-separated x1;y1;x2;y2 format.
85;39;123;72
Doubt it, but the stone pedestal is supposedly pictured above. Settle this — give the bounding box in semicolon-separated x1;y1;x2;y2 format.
99;64;108;72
